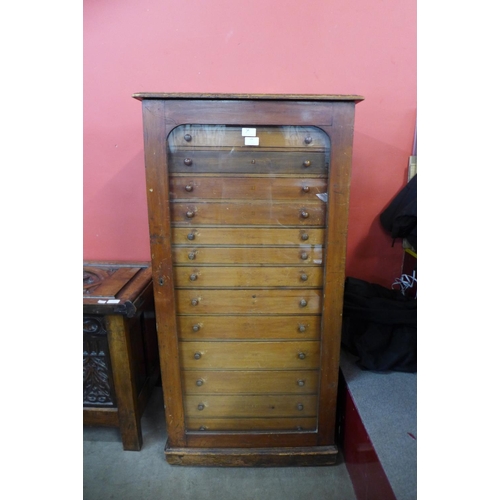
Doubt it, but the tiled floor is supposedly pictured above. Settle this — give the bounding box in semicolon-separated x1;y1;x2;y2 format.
83;388;357;500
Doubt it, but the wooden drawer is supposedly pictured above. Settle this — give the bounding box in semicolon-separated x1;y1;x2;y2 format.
185;417;317;432
176;289;322;314
172;227;325;246
171;201;326;226
168;125;329;149
173;247;323;266
177;315;321;340
174;266;323;288
182;370;319;394
170;176;328;201
179;341;320;370
184;394;318;418
168;151;328;174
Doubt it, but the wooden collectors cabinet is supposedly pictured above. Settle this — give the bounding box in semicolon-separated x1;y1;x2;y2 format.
134;93;363;466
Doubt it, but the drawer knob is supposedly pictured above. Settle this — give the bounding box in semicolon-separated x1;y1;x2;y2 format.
184;134;192;142
304;136;313;144
194;352;202;359
300;252;309;261
303;160;311;168
297;403;304;411
190;273;198;281
299;299;308;307
296;426;303;431
184;158;193;166
186;210;195;218
298;352;306;360
188;252;196;260
196;379;204;386
187;232;196;241
298;324;306;333
199;426;206;431
192;324;201;332
185;184;194;192
197;404;204;411
301;233;309;241
302;186;310;193
297;380;305;387
300;273;308;281
191;299;199;306
300;210;309;219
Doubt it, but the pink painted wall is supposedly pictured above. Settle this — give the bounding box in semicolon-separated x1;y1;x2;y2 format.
83;0;416;288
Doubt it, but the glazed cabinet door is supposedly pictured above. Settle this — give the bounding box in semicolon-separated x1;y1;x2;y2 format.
168;124;329;433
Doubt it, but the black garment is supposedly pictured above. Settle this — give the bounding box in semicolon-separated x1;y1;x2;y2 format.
341;277;417;373
380;174;417;250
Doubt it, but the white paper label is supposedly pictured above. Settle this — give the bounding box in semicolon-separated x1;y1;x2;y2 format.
241;127;256;137
97;300;107;304
245;136;260;146
107;299;120;304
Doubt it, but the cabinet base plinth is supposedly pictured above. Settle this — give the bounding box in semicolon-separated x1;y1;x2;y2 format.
164;442;338;467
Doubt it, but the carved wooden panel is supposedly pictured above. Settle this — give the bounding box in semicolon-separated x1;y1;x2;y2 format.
83;315;116;407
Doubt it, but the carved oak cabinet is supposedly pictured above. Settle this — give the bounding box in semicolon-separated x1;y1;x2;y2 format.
133;93;363;466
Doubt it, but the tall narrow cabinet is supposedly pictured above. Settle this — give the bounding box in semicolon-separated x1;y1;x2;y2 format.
133;93;363;466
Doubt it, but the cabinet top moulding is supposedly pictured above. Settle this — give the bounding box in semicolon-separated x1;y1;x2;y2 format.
132;92;364;103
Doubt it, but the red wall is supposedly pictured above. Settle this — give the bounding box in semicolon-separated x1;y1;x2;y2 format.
83;0;416;288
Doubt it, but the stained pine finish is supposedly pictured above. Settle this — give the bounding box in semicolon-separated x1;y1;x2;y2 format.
135;93;362;465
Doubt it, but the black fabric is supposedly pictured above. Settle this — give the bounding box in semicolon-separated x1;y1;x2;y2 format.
380;174;417;250
341;277;417;373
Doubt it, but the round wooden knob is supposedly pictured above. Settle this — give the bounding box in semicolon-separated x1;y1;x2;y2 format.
197;404;204;411
303;160;311;167
187;233;195;241
298;324;306;333
192;324;200;332
300;273;308;281
184;134;192;142
190;273;198;281
301;233;309;241
199;426;206;431
299;299;308;307
298;352;306;359
186;210;195;218
302;186;310;193
188;252;196;260
300;210;309;219
297;403;304;411
196;379;204;386
185;184;194;192
191;298;199;306
304;136;313;144
301;252;309;260
194;352;202;359
184;158;193;166
297;380;305;387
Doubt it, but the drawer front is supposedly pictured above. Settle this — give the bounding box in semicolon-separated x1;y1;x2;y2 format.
184;394;318;418
174;266;323;288
177;315;321;340
185;416;317;432
171;201;325;226
170;176;328;201
169;151;328;174
182;370;319;394
176;289;322;314
168;125;329;149
179;341;320;370
173;247;323;265
171;227;325;246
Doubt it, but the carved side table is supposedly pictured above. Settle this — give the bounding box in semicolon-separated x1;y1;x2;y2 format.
83;261;160;451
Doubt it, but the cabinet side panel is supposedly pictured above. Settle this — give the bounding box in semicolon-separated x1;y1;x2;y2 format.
141;99;186;446
317;102;356;445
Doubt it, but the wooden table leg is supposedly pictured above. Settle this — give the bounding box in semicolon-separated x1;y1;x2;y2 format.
106;315;143;451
